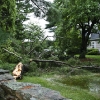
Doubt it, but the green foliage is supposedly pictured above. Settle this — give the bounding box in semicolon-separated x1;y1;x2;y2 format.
24;23;44;40
21;57;30;64
67;58;81;66
15;0;33;40
46;0;100;59
87;48;99;55
0;49;20;63
0;0;16;33
0;41;22;63
0;29;9;45
25;62;41;76
31;0;51;18
67;47;80;56
48;56;59;61
22;23;45;58
0;62;16;72
0;0;17;63
0;53;19;63
28;62;37;72
15;0;50;40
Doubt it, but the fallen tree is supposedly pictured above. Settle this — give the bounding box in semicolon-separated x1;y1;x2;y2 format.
2;48;22;59
3;48;100;80
2;48;73;67
30;59;73;67
12;62;23;79
78;66;100;72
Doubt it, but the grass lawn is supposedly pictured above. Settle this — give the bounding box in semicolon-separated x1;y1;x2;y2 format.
18;74;100;100
76;55;100;66
86;55;100;62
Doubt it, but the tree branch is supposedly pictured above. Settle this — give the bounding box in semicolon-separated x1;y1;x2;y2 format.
31;59;73;67
2;48;22;59
27;36;54;55
31;0;45;14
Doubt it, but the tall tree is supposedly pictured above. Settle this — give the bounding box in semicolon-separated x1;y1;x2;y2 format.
31;0;50;17
23;23;44;57
15;0;50;40
46;0;100;58
15;0;33;40
0;0;16;46
0;0;16;62
0;0;16;33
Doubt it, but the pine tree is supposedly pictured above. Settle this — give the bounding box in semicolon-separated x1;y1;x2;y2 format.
0;0;16;33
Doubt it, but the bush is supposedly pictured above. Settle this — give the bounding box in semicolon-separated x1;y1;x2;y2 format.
87;48;99;55
24;61;40;76
29;62;38;71
67;57;81;66
0;62;16;72
0;51;20;63
67;47;80;56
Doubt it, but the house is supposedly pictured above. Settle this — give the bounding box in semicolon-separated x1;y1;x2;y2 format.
87;31;100;51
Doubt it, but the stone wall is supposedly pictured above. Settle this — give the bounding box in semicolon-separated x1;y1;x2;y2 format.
0;69;70;100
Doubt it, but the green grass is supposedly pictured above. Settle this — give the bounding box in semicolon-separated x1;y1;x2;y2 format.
85;55;100;67
18;74;100;100
75;55;100;66
86;55;100;63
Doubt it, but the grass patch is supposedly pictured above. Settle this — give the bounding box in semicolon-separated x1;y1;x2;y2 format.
18;75;100;100
86;55;100;63
75;55;100;66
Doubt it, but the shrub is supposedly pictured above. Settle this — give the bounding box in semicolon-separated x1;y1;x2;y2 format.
0;62;16;72
67;57;81;66
67;47;80;56
24;61;40;76
0;51;20;63
87;48;99;55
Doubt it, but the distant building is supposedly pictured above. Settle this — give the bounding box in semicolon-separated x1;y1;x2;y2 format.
88;31;100;51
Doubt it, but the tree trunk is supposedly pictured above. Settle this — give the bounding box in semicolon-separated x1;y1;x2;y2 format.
79;30;88;59
79;19;96;59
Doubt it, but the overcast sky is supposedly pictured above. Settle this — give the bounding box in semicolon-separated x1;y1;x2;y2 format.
23;0;54;40
45;0;54;2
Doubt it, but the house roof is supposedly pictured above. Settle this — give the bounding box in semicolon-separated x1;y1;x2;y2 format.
90;31;100;41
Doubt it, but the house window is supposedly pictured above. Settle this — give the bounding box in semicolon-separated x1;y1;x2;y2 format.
92;42;94;44
91;41;96;48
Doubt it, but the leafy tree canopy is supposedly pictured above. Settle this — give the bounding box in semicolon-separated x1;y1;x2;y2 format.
0;0;16;33
46;0;100;58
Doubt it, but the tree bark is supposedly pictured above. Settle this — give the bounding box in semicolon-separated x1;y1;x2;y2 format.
3;48;22;59
30;59;73;67
79;19;97;59
79;29;87;59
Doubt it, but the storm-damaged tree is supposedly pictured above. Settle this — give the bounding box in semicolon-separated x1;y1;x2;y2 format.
46;0;100;58
0;0;51;63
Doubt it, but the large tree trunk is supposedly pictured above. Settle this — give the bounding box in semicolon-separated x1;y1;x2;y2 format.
79;30;88;59
79;19;97;59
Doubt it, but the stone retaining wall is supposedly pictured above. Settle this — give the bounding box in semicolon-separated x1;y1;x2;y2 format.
0;69;70;100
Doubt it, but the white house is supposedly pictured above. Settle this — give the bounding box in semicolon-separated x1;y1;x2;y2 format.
88;31;100;51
